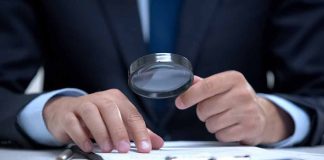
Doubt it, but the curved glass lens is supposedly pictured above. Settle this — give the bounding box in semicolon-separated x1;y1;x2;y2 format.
131;63;192;92
129;53;193;99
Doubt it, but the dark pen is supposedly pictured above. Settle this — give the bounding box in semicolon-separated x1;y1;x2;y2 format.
69;144;103;160
56;144;103;160
56;147;73;160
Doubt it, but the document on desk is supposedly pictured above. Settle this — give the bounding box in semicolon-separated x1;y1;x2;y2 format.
94;141;324;160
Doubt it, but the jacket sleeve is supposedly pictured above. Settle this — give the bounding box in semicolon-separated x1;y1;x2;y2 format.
0;0;43;148
266;0;324;146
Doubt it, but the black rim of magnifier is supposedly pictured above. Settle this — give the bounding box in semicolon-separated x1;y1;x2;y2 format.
128;53;193;99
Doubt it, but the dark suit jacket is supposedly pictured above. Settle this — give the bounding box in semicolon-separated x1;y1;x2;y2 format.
1;0;324;148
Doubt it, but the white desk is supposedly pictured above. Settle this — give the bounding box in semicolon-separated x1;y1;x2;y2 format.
280;145;324;154
0;143;323;160
0;148;61;160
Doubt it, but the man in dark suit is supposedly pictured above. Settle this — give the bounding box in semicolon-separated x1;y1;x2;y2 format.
1;0;324;153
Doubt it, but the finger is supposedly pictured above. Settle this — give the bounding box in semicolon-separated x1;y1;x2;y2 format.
124;106;151;153
128;128;163;150
196;92;236;121
193;75;203;84
115;98;151;153
174;75;202;109
148;129;164;150
215;124;245;143
105;89;152;153
96;100;130;153
205;109;239;134
64;113;93;152
176;71;238;109
77;102;113;152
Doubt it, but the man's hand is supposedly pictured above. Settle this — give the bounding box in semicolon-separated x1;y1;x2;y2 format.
43;89;164;153
175;71;294;145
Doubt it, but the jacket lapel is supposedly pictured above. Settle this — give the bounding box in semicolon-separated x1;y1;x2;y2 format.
176;0;219;67
100;0;147;67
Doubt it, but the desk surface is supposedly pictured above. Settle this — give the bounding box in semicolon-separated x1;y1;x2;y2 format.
0;148;61;160
1;143;323;160
280;145;324;154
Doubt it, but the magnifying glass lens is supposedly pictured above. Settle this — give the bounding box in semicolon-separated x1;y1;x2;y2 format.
131;63;192;92
129;53;193;99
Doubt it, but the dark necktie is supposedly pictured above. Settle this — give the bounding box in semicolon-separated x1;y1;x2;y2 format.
148;0;182;118
149;0;182;53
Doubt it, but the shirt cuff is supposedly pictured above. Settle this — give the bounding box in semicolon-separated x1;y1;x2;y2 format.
17;88;87;146
258;93;310;148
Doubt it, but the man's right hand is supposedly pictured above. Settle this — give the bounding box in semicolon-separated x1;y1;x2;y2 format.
43;89;164;153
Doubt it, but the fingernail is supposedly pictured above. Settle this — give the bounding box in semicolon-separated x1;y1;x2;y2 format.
140;140;151;152
101;140;112;152
175;97;185;109
83;141;93;152
117;140;130;153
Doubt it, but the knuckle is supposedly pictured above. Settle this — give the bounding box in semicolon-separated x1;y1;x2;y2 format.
112;126;127;139
79;102;97;116
127;112;144;125
93;92;109;101
237;88;252;98
109;89;124;97
102;97;114;104
229;70;245;82
99;98;116;110
201;79;214;93
235;89;254;103
64;114;78;128
132;127;148;139
92;91;105;97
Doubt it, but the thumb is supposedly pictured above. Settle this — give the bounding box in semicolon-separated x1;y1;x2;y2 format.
148;129;164;150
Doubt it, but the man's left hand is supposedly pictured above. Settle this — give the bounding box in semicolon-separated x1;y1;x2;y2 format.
175;71;294;145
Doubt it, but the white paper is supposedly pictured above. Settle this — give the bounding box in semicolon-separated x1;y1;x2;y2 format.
95;141;324;160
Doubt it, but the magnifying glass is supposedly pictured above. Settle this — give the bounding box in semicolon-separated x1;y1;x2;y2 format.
128;53;193;99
